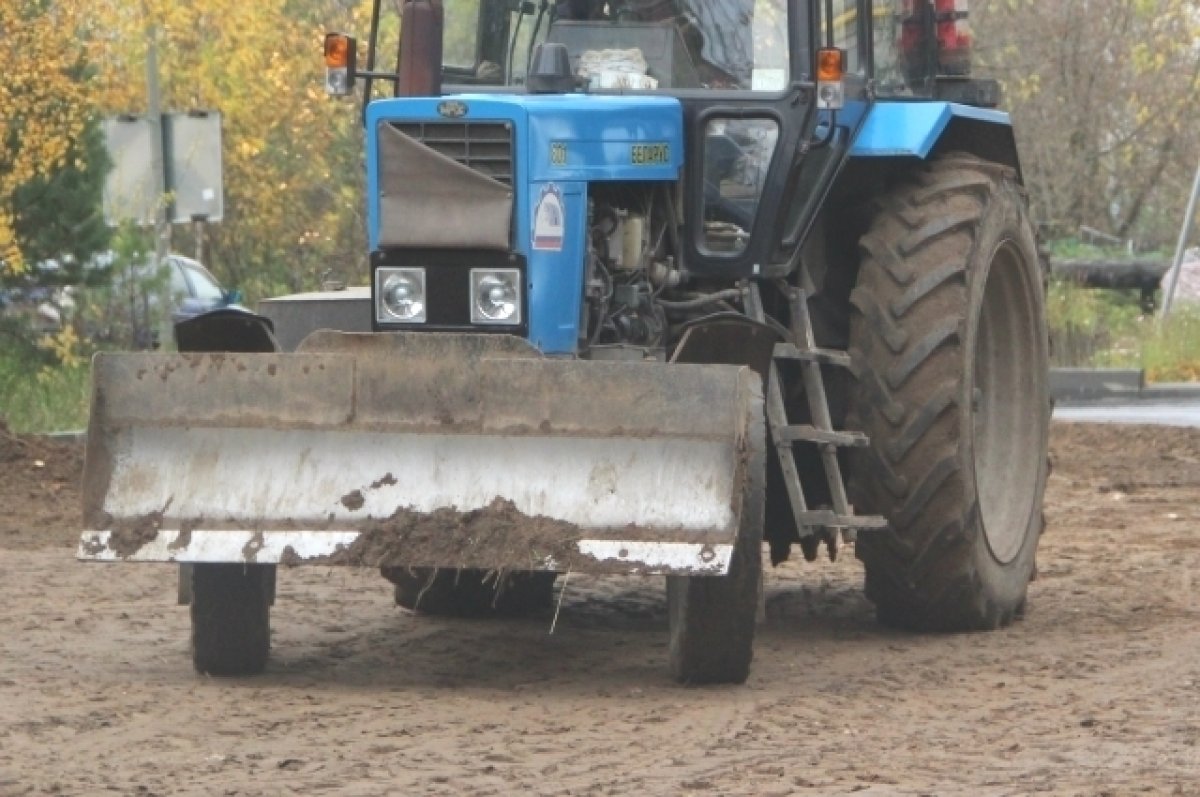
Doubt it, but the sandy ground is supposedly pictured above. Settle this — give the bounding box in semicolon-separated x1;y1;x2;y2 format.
1;422;1198;795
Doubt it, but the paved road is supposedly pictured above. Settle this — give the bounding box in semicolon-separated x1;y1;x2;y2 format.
1054;399;1200;426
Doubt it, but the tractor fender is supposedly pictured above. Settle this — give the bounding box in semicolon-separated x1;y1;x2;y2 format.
849;102;1023;182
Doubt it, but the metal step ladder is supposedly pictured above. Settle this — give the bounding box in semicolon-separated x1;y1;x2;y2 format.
750;283;887;559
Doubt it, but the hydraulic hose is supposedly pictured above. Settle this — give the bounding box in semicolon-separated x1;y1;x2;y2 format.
655;288;745;311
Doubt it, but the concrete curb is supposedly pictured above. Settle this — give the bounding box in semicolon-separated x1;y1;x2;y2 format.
41;430;87;444
1050;368;1200;404
1050;368;1142;402
1139;383;1200;401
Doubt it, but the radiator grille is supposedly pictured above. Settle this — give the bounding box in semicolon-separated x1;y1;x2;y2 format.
390;121;514;186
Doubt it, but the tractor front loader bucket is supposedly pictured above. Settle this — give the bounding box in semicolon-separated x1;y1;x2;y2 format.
79;331;762;576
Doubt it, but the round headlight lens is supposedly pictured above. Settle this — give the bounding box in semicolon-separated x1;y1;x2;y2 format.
474;274;518;322
381;272;424;321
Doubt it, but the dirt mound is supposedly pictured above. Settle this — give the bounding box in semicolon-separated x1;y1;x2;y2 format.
0;421;83;550
323;497;583;570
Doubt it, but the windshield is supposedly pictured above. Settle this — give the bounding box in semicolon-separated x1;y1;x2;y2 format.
184;264;226;302
444;0;789;91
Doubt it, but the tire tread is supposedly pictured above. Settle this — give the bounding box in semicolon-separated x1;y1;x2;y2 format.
847;153;1047;631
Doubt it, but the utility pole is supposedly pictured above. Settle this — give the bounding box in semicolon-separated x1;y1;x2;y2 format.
145;21;173;347
1160;158;1200;324
193;214;206;264
146;23;168;265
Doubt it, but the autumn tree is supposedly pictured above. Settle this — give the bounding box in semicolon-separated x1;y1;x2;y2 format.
90;0;373;300
973;0;1200;248
12;118;111;284
0;2;99;276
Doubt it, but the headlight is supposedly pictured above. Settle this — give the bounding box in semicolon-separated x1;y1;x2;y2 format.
470;269;521;324
376;267;426;323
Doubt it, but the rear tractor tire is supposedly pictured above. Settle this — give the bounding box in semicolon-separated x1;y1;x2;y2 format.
847;153;1050;631
387;568;557;617
666;402;765;685
191;564;273;676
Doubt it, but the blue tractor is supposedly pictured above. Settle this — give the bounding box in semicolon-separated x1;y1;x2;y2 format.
80;0;1049;684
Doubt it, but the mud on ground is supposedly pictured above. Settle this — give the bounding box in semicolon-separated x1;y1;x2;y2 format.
0;422;1197;794
0;422;82;549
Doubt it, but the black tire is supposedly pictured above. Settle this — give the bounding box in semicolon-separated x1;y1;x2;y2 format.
191;564;272;675
666;404;765;684
386;568;557;617
846;153;1050;631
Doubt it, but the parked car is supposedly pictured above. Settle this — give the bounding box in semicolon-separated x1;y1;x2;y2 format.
3;253;243;349
162;254;244;326
88;253;245;349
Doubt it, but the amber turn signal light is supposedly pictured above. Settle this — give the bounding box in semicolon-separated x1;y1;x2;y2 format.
323;32;357;96
324;33;353;68
816;47;845;83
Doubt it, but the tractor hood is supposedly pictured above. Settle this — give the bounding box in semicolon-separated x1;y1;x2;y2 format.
364;94;684;253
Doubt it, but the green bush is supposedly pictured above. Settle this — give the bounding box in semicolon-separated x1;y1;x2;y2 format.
1143;310;1200;382
75;225;173;351
0;326;90;433
1045;238;1168;262
1046;277;1200;380
1046;279;1143;368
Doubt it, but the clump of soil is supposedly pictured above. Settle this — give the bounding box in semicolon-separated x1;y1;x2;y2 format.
327;497;584;571
0;421;84;550
106;510;165;557
369;473;397;489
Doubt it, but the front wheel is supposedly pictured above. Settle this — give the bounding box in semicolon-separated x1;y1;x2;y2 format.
847;153;1050;631
191;564;272;675
666;404;765;684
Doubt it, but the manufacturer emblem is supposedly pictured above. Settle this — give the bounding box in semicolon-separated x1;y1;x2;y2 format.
550;142;567;167
437;100;468;118
631;142;670;166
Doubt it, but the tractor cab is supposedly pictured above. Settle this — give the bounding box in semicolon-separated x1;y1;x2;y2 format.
328;0;993;290
448;0;790;93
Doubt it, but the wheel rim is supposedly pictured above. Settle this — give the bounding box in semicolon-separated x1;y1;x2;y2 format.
972;239;1043;564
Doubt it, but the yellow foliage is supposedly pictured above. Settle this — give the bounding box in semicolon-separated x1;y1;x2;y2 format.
87;0;373;297
39;326;85;369
0;3;94;276
1146;363;1200;382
